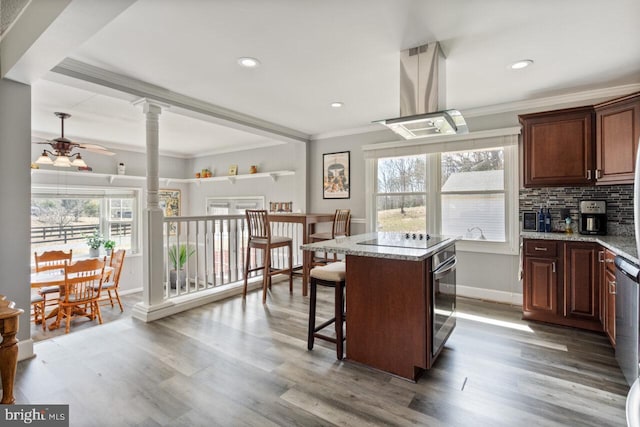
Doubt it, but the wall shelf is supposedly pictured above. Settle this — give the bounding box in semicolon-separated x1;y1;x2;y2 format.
30;168;295;186
184;170;295;185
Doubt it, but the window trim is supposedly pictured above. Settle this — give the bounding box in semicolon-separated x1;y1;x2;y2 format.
31;185;141;256
365;129;520;255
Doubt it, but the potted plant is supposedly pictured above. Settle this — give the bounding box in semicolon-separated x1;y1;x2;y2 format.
86;230;104;257
168;244;195;288
104;239;116;256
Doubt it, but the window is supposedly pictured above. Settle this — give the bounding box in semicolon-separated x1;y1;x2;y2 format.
375;155;427;232
31;189;138;258
441;148;505;241
366;129;519;254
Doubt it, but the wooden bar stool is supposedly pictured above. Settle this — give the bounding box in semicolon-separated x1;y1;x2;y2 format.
307;261;346;360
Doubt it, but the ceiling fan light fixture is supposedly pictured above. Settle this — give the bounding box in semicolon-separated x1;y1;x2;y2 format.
35;151;53;165
52;155;72;168
70;154;87;168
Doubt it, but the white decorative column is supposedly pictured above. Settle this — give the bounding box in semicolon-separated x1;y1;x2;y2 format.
132;98;172;321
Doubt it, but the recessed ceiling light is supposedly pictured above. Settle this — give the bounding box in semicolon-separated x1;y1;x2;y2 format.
238;57;260;68
510;59;534;70
330;102;344;108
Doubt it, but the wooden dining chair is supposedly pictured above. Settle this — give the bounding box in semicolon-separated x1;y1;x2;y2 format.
243;210;294;303
54;257;106;334
309;209;351;265
33;249;72;325
30;294;46;331
96;249;125;312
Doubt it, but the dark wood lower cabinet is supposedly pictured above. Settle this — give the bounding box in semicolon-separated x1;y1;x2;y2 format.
523;239;602;332
523;256;558;320
564;242;600;328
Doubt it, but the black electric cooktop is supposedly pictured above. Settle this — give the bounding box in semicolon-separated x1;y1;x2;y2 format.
357;232;448;249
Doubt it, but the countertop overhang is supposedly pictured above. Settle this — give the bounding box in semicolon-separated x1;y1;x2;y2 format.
521;231;638;264
300;232;458;261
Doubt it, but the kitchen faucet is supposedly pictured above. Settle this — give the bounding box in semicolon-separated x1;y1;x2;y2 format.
467;226;487;240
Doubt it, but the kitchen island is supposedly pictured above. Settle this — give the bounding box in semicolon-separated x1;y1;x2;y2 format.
301;232;457;381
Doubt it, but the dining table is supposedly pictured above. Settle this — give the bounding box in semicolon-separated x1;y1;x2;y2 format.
268;212;336;296
31;265;113;330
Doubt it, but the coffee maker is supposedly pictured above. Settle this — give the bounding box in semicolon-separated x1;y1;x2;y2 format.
579;200;607;235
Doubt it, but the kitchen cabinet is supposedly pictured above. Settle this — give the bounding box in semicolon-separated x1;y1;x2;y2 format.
522;239;602;331
601;249;616;346
523;240;560;322
520;107;595;187
564;242;600;324
594;92;640;185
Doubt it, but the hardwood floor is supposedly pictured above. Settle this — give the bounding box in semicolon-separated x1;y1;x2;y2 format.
29;293;139;342
15;280;628;426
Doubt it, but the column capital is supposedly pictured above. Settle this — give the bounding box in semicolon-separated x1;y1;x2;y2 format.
132;98;170;115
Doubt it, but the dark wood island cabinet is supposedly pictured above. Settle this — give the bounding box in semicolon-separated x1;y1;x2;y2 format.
302;232;457;382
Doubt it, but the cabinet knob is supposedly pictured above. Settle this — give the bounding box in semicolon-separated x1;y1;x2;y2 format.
552;261;556;273
609;281;617;295
534;247;548;251
587;170;593;180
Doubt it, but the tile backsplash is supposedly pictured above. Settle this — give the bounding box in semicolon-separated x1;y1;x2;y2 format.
519;184;633;236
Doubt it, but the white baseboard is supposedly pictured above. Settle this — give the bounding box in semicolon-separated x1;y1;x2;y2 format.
18;338;34;362
457;284;522;306
131;277;264;322
119;287;143;296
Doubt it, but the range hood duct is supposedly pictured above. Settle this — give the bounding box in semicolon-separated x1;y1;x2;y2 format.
375;42;468;139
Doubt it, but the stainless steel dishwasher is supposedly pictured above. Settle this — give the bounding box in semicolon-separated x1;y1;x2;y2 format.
615;255;640;386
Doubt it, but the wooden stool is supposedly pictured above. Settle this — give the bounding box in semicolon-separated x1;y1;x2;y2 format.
308;261;346;360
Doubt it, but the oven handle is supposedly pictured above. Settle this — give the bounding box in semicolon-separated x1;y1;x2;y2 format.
434;257;457;280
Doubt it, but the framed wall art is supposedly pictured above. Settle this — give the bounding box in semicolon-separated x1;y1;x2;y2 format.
159;189;181;234
323;151;350;199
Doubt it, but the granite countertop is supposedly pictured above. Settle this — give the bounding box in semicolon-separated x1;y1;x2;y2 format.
521;231;638;264
300;232;457;261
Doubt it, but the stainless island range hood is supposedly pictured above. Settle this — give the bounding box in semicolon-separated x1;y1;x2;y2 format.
375;42;468;139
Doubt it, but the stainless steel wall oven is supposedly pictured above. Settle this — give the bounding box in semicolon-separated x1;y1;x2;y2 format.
432;244;457;357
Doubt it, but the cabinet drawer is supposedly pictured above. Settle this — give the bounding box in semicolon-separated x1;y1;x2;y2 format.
524;240;557;257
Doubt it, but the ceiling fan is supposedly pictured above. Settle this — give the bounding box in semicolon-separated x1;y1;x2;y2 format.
34;112;115;168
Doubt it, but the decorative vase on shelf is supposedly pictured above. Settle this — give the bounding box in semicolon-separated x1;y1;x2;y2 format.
249;165;258;174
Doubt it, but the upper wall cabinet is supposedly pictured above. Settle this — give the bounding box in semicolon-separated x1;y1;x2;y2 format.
594;92;640;185
520;92;640;188
520;107;595;187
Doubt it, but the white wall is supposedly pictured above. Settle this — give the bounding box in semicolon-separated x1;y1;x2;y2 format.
0;78;33;353
186;142;307;216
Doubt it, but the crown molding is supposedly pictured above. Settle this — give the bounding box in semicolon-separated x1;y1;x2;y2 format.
312;84;640;141
461;83;640;118
52;58;311;145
